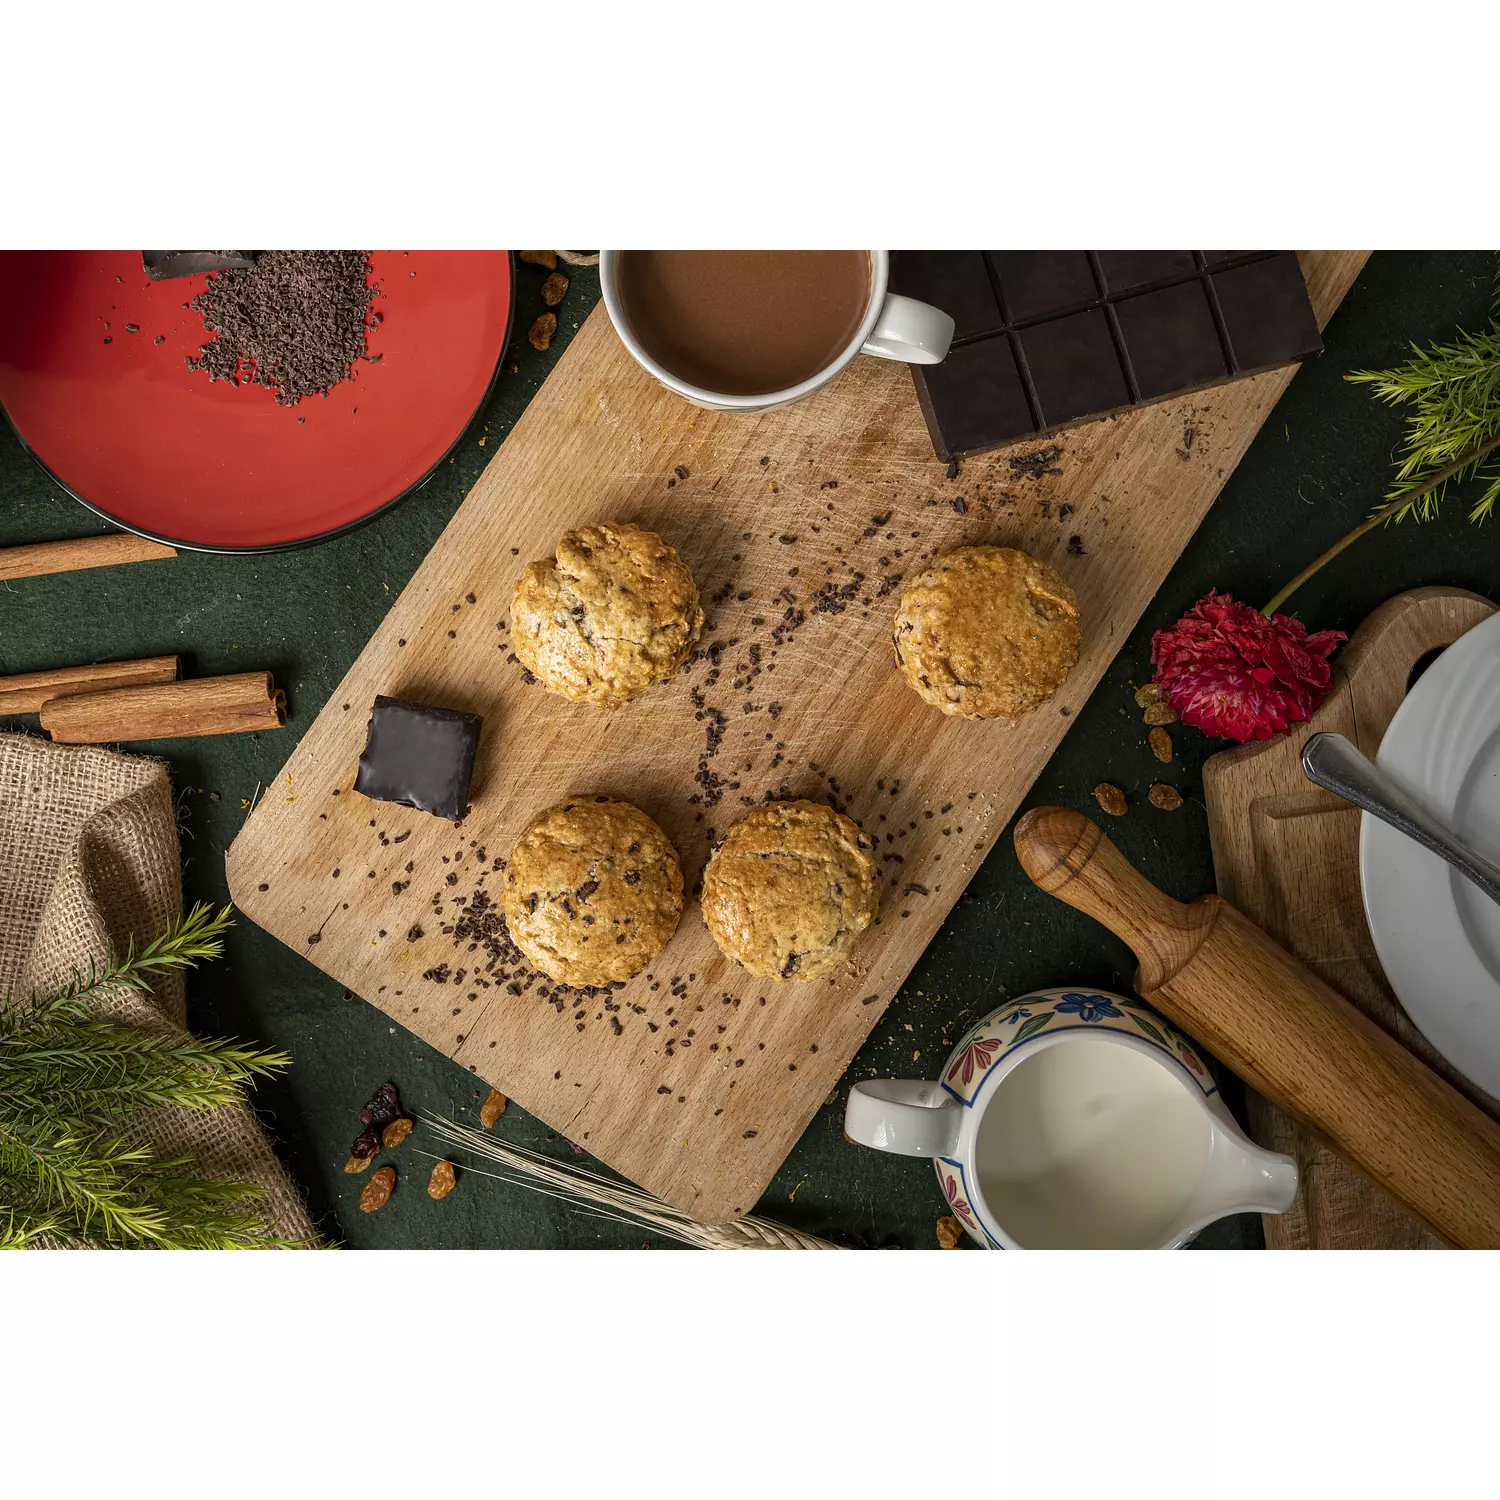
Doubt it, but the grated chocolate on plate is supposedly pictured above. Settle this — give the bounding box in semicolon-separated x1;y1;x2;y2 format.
186;250;378;405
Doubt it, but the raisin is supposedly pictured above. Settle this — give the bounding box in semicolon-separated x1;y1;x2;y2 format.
349;1123;381;1159
344;1153;374;1175
480;1087;508;1128
528;312;557;351
382;1117;414;1149
1149;727;1174;763
428;1160;457;1199
540;272;569;307
1148;783;1184;811
1142;701;1177;726
1133;682;1162;708
360;1166;396;1212
1093;783;1128;817
519;250;557;270
358;1081;403;1127
936;1215;964;1250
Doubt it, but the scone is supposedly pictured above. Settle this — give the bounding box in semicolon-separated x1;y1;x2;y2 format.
893;545;1080;720
502;796;683;987
701;800;880;982
511;521;703;707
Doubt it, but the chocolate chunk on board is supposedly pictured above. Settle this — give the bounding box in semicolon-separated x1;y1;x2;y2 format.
354;695;482;822
892;251;1322;461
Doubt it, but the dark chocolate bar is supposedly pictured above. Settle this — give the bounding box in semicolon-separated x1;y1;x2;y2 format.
891;251;1322;462
141;251;259;280
354;695;481;822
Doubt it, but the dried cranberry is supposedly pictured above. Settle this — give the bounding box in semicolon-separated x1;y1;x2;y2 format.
359;1081;403;1127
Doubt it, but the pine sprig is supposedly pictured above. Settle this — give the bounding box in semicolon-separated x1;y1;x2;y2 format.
1347;259;1500;523
19;901;235;1017
0;905;300;1250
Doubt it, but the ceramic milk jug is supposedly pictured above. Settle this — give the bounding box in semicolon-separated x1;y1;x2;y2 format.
844;988;1298;1248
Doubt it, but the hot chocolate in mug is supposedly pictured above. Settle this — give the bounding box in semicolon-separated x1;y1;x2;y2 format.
600;250;955;412
844;988;1298;1249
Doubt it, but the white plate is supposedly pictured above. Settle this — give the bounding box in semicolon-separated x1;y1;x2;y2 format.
1361;609;1500;1099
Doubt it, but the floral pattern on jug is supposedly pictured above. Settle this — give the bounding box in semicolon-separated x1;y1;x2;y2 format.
940;991;1216;1109
936;1156;1001;1248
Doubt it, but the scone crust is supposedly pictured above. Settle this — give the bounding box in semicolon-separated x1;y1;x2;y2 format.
511;521;703;707
502;796;683;986
700;799;880;982
893;545;1080;720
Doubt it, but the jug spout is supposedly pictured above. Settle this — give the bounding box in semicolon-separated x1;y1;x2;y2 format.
1203;1133;1299;1218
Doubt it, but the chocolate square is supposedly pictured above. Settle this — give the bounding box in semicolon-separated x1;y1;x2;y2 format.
1019;310;1129;427
1114;280;1228;400
1095;251;1197;294
989;252;1098;321
355;694;482;822
913;337;1033;460
891;250;1002;340
1202;252;1259;267
1211;253;1321;371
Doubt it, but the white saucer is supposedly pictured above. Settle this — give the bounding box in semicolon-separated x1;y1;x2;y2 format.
1361;609;1500;1099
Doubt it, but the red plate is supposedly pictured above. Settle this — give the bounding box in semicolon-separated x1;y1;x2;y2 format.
0;250;514;551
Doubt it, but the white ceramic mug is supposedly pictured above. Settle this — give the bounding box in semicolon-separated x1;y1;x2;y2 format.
599;250;955;412
844;988;1298;1249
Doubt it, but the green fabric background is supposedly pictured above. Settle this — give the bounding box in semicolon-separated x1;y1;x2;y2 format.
2;251;1494;1249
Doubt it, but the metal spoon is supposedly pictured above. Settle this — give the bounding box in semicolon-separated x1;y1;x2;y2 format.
1302;731;1500;908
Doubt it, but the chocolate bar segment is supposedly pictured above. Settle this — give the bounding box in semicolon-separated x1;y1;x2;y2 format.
1114;279;1227;400
989;251;1097;321
912;338;1034;463
1019;309;1130;428
354;694;482;822
890;251;1001;340
1094;251;1197;294
1209;255;1323;372
893;250;1321;462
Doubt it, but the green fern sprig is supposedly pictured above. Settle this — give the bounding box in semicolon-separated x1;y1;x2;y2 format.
0;905;300;1250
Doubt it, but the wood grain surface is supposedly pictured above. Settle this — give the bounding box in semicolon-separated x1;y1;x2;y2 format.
1014;804;1500;1250
1205;586;1500;1248
227;253;1367;1223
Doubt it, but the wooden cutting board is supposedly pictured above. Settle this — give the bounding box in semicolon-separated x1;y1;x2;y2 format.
228;252;1366;1223
1204;586;1500;1248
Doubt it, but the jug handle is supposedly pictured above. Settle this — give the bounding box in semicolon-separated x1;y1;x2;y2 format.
845;1080;962;1158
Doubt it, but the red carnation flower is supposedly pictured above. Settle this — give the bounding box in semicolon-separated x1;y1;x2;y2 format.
1150;591;1345;742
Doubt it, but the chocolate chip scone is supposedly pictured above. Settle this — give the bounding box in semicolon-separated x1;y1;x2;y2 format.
701;800;880;982
511;521;703;707
893;545;1080;720
502;796;683;987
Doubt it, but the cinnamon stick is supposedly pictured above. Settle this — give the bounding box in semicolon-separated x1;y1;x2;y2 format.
0;534;177;583
40;673;286;744
0;656;180;716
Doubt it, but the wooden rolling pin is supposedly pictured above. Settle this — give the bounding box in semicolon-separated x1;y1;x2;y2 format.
1014;806;1500;1249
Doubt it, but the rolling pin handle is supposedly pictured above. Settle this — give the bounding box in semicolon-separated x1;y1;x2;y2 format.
1012;807;1218;992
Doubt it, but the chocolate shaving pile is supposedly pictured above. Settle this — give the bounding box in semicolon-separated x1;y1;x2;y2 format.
186;250;377;405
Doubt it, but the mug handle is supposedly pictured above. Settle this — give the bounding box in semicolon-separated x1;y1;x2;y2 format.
860;294;955;365
844;1079;962;1158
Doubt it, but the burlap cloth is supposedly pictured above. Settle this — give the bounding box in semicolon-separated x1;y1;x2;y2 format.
0;731;315;1244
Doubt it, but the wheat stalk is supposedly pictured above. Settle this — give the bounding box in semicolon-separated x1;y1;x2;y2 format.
416;1114;842;1250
